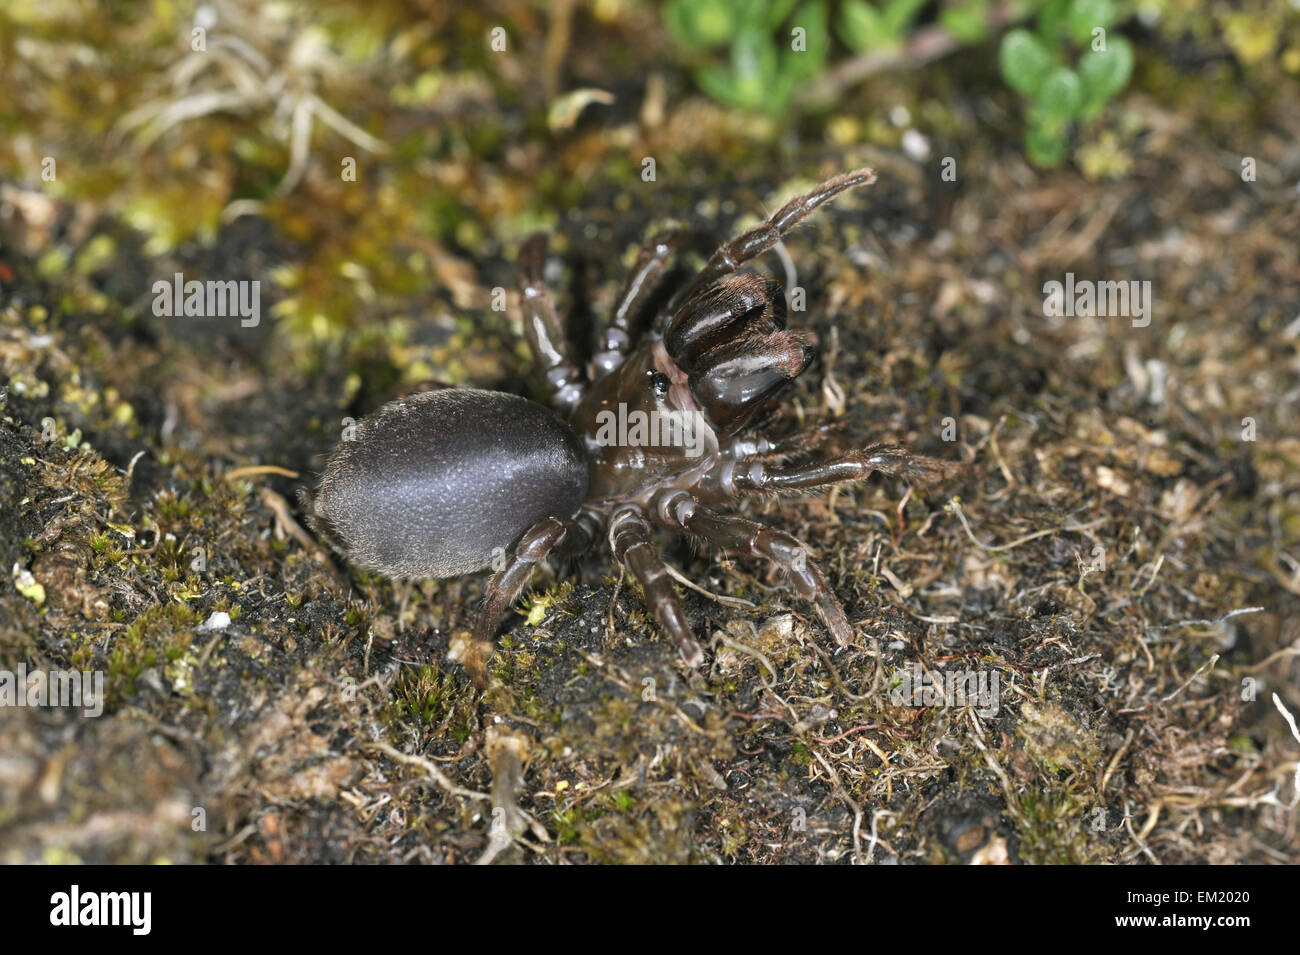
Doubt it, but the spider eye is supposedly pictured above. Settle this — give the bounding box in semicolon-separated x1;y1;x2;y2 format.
649;371;671;398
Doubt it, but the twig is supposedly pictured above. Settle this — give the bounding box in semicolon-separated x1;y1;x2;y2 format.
225;464;300;480
946;498;1107;553
967;709;1024;825
1272;693;1300;808
1123;799;1161;864
365;742;490;802
810;748;867;865
712;631;779;684
795;3;1021;107
1118;654;1219;714
1099;729;1135;796
1245;641;1300;673
863;809;897;865
259;487;347;590
663;561;757;610
1146;606;1264;633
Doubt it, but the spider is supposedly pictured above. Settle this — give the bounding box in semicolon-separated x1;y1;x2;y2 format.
311;168;965;684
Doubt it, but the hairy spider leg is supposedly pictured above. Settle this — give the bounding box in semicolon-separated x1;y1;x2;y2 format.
608;508;704;667
730;444;969;492
591;230;684;378
469;512;594;685
517;233;585;412
664;502;853;646
663;167;878;320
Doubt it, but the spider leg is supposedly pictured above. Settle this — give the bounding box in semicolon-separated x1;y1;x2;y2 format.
592;230;683;377
608;508;704;667
751;420;848;457
517;233;585;413
729;444;967;492
720;421;849;462
468;513;592;685
655;495;853;646
666;167;877;315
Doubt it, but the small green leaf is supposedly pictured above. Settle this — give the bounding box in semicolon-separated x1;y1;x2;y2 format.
1066;0;1117;48
785;1;829;81
664;0;736;48
1035;0;1071;45
1078;35;1133;118
546;88;615;132
1029;67;1083;127
839;0;892;52
698;27;780;111
882;0;926;36
766;0;802;27
732;26;778;81
697;66;745;108
763;73;798;117
1026;124;1069;167
999;29;1054;96
940;0;990;44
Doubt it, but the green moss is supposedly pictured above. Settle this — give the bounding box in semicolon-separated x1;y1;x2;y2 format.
1016;790;1110;865
386;665;473;732
109;603;200;692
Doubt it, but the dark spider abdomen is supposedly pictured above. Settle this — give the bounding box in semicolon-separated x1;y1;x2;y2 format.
314;389;589;578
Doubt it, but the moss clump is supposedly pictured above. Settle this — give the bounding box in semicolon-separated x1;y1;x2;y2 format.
109;603;200;690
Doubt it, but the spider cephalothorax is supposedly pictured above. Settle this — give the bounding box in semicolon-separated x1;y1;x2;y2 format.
313;168;964;683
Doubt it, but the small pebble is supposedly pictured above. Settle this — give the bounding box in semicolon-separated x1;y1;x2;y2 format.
902;128;931;162
199;611;231;631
